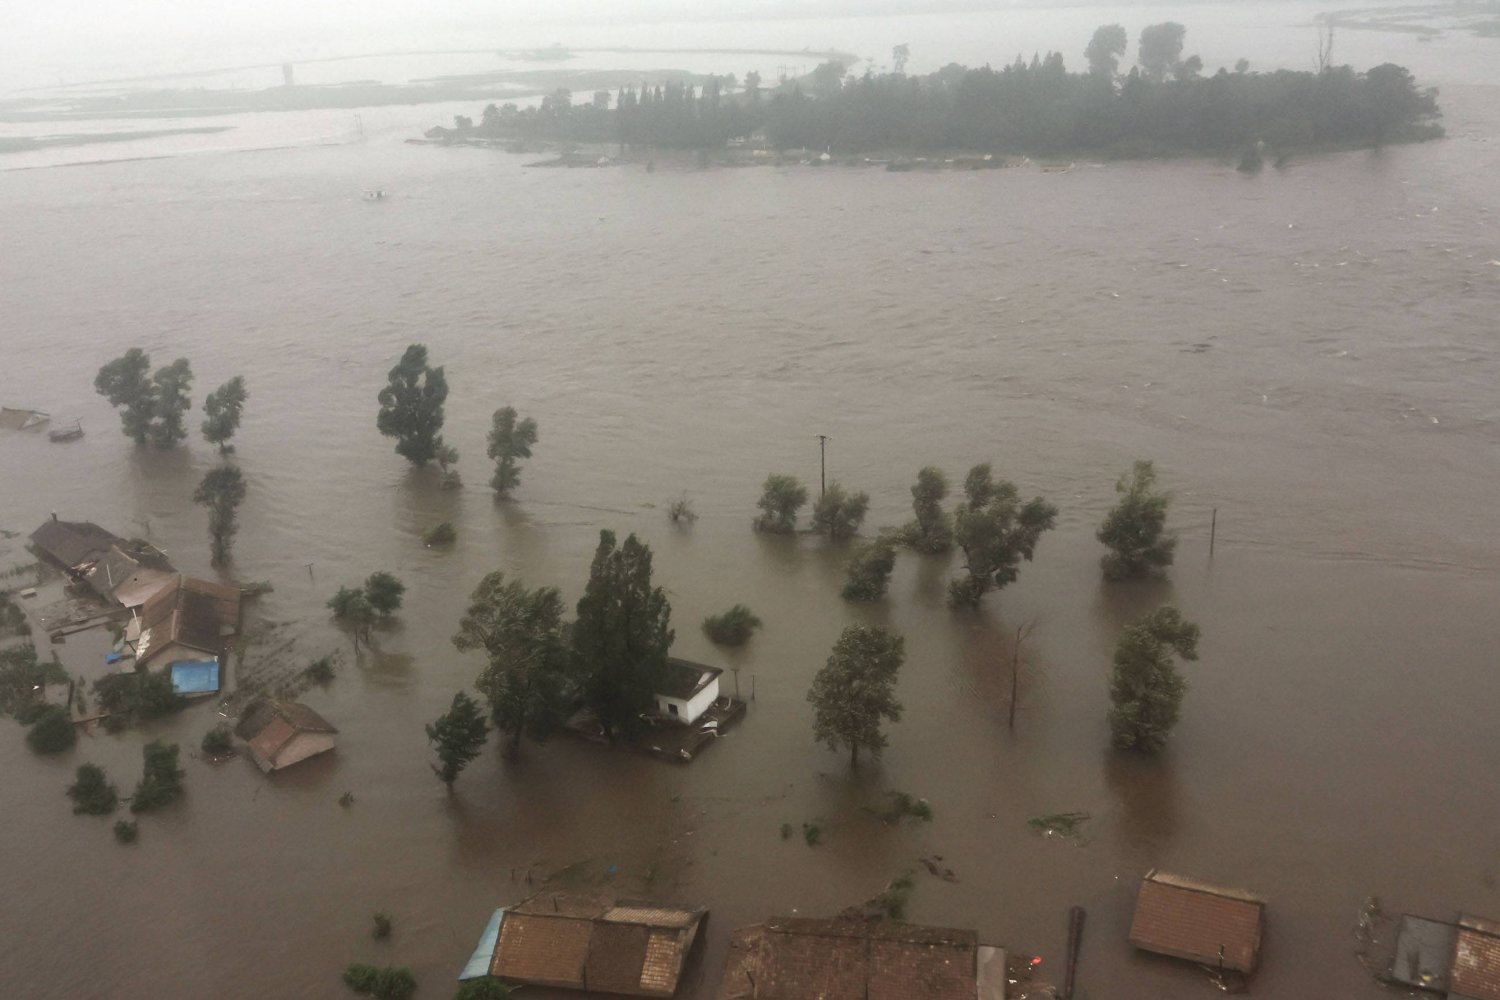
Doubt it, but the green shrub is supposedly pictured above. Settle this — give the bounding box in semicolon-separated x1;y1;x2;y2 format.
343;964;417;999
702;605;762;647
305;656;336;685
455;977;512;1000
423;522;456;547
842;538;897;601
201;724;233;757
372;912;392;939
26;704;76;754
113;819;138;843
93;670;185;727
130;741;184;813
67;763;118;815
802;822;823;847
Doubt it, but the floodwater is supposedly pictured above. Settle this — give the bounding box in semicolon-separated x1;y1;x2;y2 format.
2;6;1499;1000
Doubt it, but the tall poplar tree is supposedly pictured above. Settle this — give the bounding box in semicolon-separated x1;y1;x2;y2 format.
376;344;448;466
808;624;904;768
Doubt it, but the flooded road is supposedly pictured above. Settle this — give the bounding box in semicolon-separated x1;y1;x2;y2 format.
2;12;1500;999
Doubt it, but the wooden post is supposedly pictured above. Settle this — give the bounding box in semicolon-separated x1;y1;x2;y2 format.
817;434;829;497
751;674;756;702
1209;508;1218;558
1063;906;1086;999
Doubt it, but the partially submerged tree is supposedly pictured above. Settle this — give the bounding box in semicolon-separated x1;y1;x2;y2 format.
376;344;449;466
1108;606;1201;752
131;740;185;812
702;605;762;647
666;495;697;525
948;465;1057;608
193;465;247;566
572;531;673;740
26;704;76;754
328;586;378;647
426;691;489;790
487;406;538;498
148;358;194;448
364;571;405;619
201;375;248;453
808;624;904;768
754;474;808;533
94;349;155;445
453;572;572;751
342;964;417;1000
842;536;898;601
1097;460;1177;581
67;764;118;815
437;443;462;490
810;481;870;539
903;466;953;553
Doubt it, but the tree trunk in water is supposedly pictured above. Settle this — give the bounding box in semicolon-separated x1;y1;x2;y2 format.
850;743;859;768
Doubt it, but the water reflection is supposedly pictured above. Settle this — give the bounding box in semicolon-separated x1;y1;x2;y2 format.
1103;749;1181;862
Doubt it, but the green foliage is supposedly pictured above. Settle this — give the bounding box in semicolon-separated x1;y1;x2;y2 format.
1097;460;1177;580
305;656;336;685
149;359;194;448
1108;606;1201;752
201;724;233;757
808;624;904;767
0;643;49;718
842;537;897;601
131;740;185;812
873;791;933;824
948;465;1057;608
903;467;953;553
193;464;247;566
376;344;449;467
454;572;573;750
113;819;138;843
754;474;808;533
328;586;377;643
426;691;489;789
364;572;405;618
67;764;119;815
338;791;356;808
343;964;417;1000
572;531;674;741
803;822;823;847
876;872;916;919
94;348;155;445
372;912;392;939
810;481;870;539
454;978;512;1000
702;605;762;647
1138;22;1187;80
487;406;538;497
1028;811;1091;841
666;495;697;525
94;670;186;726
0;590;30;638
26;704;76;754
780;822;794;840
1085;23;1128;77
201;375;248;452
423;522;456;547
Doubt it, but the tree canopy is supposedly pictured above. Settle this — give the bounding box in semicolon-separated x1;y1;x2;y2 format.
1108;606;1201;752
1097;460;1177;580
903;467;953;553
810;481;870;539
94;350;195;448
193;465;246;566
1086;24;1128;77
808;624;904;767
487;406;538;497
202;375;248;452
572;531;674;740
842;536;898;601
426;691;489;789
376;344;449;466
755;474;808;533
948;465;1058;608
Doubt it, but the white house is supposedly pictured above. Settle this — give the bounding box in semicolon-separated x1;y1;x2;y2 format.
653;658;723;726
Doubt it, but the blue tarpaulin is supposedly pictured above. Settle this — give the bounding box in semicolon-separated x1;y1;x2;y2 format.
459;908;505;980
170;660;220;695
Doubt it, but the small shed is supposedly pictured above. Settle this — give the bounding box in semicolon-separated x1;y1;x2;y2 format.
1128;870;1266;974
29;517;123;576
1451;914;1500;1000
654;658;723;726
718;916;1006;1000
463;890;705;997
133;575;241;669
235;700;338;772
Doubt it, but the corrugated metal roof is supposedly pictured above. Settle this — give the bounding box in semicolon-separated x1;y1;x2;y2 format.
1452;917;1500;1000
658;657;723;700
1128;870;1264;974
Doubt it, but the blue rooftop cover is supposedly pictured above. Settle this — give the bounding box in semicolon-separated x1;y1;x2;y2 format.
459;908;505;980
170;659;220;695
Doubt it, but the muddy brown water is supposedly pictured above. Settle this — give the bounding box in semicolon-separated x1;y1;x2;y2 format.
3;47;1500;1000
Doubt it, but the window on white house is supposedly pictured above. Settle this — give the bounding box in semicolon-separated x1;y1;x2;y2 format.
668;703;678;715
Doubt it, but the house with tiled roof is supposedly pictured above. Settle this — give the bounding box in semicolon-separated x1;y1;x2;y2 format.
1127;869;1266;975
234;699;338;773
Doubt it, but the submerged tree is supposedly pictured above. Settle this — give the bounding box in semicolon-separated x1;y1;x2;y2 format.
810;481;870;540
66;763;119;815
453;572;572;751
948;465;1058;608
94;349;155;445
702;605;762;647
903;466;953;553
328;586;378;647
1108;606;1200;752
426;691;489;790
131;740;185;812
376;344;449;467
754;474;808;533
148;359;194;449
572;531;673;740
842;536;898;601
1097;460;1177;580
808;624;904;768
364;571;405;619
487;406;538;497
193;465;247;566
201;375;248;453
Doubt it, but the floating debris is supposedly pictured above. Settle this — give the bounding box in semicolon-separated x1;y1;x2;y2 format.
1028;811;1091;842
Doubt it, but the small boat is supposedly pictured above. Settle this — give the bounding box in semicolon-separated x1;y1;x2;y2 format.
363;189;387;201
48;420;83;443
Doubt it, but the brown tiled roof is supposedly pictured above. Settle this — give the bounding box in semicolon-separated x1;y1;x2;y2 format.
136;575;241;666
30;519;122;570
719;919;979;1000
490;892;704;997
1452;915;1500;1000
1128;870;1264;974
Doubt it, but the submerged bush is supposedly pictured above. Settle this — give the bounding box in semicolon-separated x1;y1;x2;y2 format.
423;522;456;547
343;964;417;1000
131;741;184;813
113;819;138;844
201;724;233;757
26;704;76;754
304;656;336;685
842;537;897;601
66;764;118;815
702;605;762;647
454;977;512;1000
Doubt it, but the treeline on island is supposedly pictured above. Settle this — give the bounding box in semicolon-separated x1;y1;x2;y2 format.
438;23;1442;159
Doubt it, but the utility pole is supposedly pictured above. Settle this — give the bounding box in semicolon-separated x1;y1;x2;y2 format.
816;434;829;497
1209;508;1218;559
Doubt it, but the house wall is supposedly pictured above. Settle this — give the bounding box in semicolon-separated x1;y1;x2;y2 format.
273;733;336;771
655;677;720;726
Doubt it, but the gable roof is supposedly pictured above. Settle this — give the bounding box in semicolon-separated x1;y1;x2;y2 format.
718;918;981;1000
488;891;705;997
84;543;175;607
1128;870;1265;974
236;699;338;772
30;519;123;571
1452;914;1500;1000
658;658;723;701
135;575;241;666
